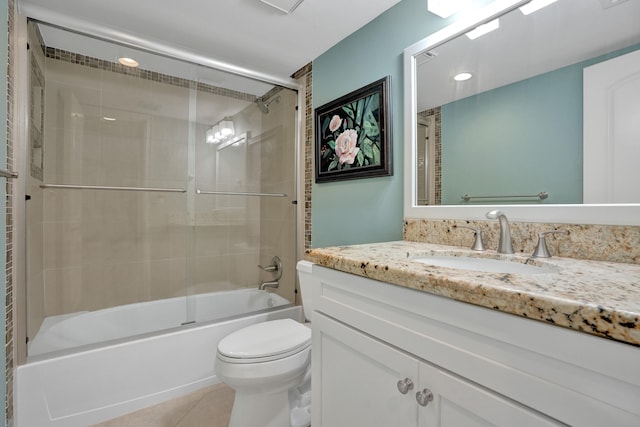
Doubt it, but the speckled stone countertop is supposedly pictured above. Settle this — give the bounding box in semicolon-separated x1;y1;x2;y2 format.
304;241;640;346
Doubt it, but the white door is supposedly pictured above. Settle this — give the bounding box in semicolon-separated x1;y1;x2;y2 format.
313;313;420;427
583;49;640;203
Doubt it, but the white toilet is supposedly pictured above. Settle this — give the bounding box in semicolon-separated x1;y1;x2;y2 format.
214;261;315;427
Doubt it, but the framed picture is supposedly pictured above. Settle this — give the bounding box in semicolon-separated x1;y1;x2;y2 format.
315;76;392;183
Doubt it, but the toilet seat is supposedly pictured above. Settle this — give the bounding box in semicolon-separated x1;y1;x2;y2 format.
217;319;311;364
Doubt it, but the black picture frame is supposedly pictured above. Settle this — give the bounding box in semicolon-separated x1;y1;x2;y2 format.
314;76;392;183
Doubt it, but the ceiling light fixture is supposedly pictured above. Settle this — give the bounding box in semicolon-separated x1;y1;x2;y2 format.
206;119;235;144
519;0;557;15
118;57;139;68
206;128;216;144
465;19;500;40
219;119;235;137
427;0;471;18
454;72;473;81
103;116;116;121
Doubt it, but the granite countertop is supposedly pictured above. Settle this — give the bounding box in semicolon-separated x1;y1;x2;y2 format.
304;241;640;346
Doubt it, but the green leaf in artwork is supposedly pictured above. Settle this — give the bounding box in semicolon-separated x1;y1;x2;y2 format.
328;158;339;171
322;116;330;134
363;111;380;138
361;138;374;158
343;105;355;120
327;140;335;150
369;93;379;109
372;144;381;165
355;99;364;124
356;150;364;166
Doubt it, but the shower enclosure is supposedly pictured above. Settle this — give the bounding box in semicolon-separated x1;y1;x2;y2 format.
25;21;300;358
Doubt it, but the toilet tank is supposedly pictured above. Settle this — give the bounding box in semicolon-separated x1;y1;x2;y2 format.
296;260;317;322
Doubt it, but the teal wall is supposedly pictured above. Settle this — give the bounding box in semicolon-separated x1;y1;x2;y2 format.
0;0;7;425
441;64;584;205
311;0;468;248
440;44;640;205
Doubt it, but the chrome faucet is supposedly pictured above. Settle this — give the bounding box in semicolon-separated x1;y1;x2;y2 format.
258;256;282;290
485;210;514;254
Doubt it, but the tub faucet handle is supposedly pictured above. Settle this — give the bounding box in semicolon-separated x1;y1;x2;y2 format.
258;256;282;280
456;225;485;251
532;230;569;258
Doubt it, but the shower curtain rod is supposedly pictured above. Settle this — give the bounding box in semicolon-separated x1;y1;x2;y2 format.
21;5;301;91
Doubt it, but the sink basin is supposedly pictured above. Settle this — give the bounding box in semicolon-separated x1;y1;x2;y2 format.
412;254;557;275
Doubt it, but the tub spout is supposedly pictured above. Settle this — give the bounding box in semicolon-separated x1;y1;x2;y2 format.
258;280;279;290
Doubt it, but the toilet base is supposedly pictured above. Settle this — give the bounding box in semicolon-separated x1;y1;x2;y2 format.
227;378;311;427
228;390;289;427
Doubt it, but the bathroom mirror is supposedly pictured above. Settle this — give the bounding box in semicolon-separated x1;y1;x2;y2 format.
403;0;640;224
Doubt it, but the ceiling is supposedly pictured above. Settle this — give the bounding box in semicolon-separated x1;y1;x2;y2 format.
18;0;403;85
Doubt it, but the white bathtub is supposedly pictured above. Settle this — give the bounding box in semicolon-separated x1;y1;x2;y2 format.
17;289;302;427
28;288;290;356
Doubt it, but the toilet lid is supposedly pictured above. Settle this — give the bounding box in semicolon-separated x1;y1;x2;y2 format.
217;318;311;360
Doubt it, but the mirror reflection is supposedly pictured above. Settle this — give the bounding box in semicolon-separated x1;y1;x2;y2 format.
415;0;640;206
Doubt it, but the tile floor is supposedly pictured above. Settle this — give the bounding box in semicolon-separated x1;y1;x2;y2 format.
92;383;235;427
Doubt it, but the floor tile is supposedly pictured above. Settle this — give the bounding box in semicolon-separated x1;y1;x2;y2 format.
92;383;234;427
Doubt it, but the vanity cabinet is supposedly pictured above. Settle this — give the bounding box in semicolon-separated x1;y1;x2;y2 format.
315;313;561;426
303;262;640;427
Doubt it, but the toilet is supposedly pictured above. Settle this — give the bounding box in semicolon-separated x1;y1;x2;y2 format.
214;261;316;427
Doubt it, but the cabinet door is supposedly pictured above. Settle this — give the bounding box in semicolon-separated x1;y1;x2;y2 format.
313;313;420;427
419;362;564;427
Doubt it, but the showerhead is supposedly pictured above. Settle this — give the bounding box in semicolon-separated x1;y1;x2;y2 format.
256;99;269;114
255;95;280;114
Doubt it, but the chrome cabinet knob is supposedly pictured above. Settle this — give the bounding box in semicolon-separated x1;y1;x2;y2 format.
416;389;434;406
397;378;414;394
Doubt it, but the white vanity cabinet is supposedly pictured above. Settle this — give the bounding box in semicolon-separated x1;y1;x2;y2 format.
303;262;640;427
315;313;561;426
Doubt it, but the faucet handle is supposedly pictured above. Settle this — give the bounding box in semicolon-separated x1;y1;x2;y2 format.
532;230;568;258
258;256;283;280
456;225;486;251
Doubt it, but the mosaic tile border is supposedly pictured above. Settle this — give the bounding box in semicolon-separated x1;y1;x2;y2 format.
6;1;15;423
292;63;313;251
44;46;264;103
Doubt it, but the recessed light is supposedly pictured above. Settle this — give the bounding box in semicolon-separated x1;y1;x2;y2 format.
103;117;117;121
454;72;473;81
118;57;139;67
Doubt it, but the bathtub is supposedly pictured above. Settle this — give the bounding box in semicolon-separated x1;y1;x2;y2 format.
16;289;302;427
